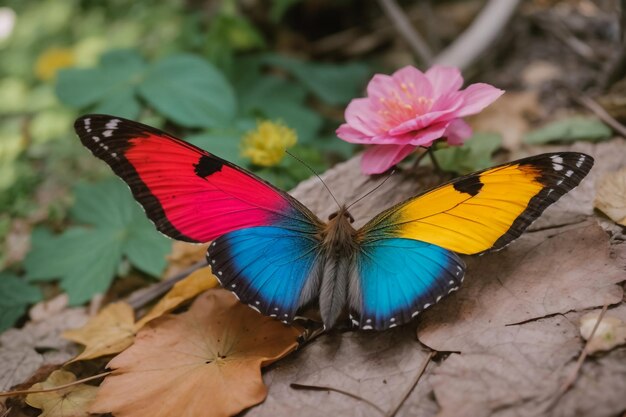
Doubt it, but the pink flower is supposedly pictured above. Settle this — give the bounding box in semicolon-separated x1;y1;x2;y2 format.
336;65;504;174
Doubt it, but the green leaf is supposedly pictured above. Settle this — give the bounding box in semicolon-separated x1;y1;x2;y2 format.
138;54;237;128
523;117;612;145
270;0;302;21
262;54;370;105
186;130;246;166
0;272;43;332
434;133;503;174
240;75;323;142
25;179;171;305
55;49;145;115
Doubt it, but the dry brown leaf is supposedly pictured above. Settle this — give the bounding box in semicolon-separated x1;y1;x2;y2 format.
62;302;135;363
430;308;626;417
580;312;626;354
417;221;624;352
163;241;210;278
594;167;626;226
135;266;217;328
29;294;69;323
25;370;97;417
248;325;436;417
0;308;86;391
466;91;541;150
90;289;302;417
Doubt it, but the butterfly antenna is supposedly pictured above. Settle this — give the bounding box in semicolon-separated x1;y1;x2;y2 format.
346;170;395;210
285;150;341;210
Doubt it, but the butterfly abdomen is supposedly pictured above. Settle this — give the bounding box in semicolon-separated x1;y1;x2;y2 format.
318;206;360;328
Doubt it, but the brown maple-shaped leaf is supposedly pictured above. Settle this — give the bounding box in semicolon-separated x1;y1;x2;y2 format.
25;370;98;417
91;289;302;417
62;302;135;363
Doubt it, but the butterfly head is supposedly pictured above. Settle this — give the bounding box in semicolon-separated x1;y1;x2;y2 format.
328;206;354;224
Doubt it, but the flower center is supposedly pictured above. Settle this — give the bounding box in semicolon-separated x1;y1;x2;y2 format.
375;85;434;130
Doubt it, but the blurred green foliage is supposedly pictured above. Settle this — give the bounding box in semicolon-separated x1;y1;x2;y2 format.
24;179;171;305
0;0;370;314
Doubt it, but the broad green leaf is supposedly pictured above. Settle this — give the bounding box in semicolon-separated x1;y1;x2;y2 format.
55;49;145;112
524;117;612;145
262;54;370;105
434;133;503;174
138;54;237;128
0;272;43;332
25;180;171;305
186;131;245;166
240;75;322;142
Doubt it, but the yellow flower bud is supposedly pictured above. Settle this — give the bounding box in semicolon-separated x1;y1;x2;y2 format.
35;47;75;81
241;120;297;167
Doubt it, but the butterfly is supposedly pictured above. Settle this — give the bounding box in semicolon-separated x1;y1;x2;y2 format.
75;115;594;330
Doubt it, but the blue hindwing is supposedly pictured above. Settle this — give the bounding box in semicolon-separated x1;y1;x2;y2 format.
207;226;322;322
354;238;465;330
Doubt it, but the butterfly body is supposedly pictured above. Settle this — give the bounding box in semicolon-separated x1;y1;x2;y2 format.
75;115;594;331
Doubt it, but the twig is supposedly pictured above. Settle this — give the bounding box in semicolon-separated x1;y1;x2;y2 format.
434;0;521;71
290;383;386;415
376;0;433;64
386;350;434;417
544;303;609;412
531;14;597;63
575;95;626;138
0;371;112;397
126;260;207;310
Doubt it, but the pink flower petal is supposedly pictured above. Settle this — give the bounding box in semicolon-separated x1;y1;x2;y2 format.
366;73;396;99
444;119;472;145
344;98;381;136
392;66;433;100
336;124;371;144
456;83;504;118
389;109;456;135
409;121;449;147
361;144;417;174
425;66;463;97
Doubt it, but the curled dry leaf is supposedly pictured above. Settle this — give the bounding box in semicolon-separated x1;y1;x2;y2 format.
25;370;98;417
0;308;86;391
135;266;217;328
90;289;302;417
580;312;626;354
417;221;624;352
62;302;135;363
163;241;210;278
63;268;217;362
594;166;626;226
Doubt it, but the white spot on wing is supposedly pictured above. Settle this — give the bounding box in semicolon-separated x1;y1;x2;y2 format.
551;155;563;164
103;130;113;137
362;325;373;330
576;156;585;167
565;170;573;177
423;303;431;309
553;163;563;171
411;311;419;318
105;119;120;130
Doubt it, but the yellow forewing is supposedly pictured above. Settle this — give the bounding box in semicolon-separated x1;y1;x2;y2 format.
360;153;593;255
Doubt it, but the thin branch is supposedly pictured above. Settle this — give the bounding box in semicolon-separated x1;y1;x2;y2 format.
290;383;386;416
434;0;521;71
0;371;112;397
126;260;208;310
574;95;626;138
386;350;435;417
543;303;609;412
376;0;433;64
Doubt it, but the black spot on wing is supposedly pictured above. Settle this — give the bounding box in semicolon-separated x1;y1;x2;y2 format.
453;175;483;196
194;155;223;178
